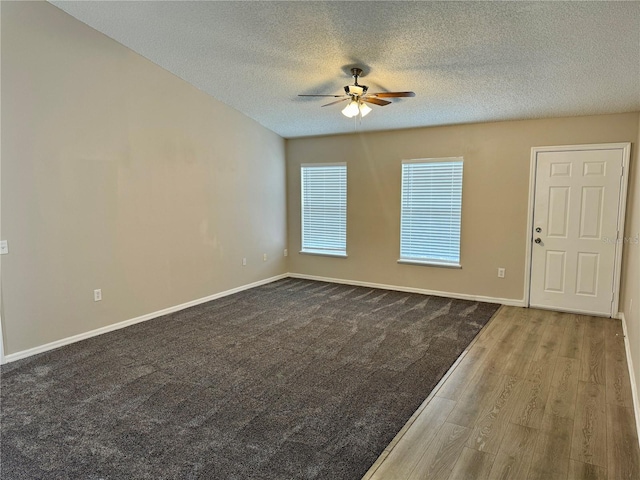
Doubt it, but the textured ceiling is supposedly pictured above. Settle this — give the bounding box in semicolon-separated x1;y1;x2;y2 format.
51;1;640;138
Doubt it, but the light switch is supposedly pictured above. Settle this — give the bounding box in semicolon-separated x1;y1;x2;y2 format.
0;240;8;255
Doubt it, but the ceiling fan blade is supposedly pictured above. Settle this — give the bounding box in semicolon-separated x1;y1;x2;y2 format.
321;98;349;107
298;94;347;97
368;91;416;98
362;97;392;106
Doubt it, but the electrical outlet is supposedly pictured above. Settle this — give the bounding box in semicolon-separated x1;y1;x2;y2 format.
497;268;505;278
263;253;267;262
284;249;288;257
94;289;102;302
0;240;8;255
242;257;247;266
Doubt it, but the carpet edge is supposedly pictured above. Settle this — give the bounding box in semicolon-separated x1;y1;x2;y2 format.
360;304;505;480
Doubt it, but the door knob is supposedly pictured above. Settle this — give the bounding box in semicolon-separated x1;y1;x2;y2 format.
534;238;542;244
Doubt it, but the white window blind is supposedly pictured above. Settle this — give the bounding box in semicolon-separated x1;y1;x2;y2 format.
301;163;347;256
400;159;463;266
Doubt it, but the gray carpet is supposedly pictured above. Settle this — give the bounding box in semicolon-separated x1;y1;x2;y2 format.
1;279;499;479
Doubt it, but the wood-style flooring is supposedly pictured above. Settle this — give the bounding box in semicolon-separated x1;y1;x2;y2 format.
363;306;640;480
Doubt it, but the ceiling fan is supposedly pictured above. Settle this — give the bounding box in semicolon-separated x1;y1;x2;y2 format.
299;68;416;118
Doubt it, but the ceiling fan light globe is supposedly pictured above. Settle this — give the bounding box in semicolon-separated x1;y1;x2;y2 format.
359;102;372;117
342;100;360;118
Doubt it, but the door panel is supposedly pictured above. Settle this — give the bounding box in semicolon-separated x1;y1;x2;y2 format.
551;162;572;177
530;147;624;316
575;252;599;296
548;187;570;237
583;161;605;176
579;187;603;239
544;251;566;293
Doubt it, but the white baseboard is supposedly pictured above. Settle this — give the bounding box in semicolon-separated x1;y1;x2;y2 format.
619;312;640;449
287;272;526;307
2;274;288;364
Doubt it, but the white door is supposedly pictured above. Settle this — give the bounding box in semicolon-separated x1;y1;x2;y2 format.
529;144;629;316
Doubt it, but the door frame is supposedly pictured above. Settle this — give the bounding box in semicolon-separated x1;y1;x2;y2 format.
524;142;631;317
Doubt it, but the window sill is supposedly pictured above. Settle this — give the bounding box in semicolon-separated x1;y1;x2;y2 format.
397;259;462;269
300;250;348;258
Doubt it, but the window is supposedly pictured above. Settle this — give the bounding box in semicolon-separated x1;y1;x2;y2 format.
301;163;347;257
399;158;463;267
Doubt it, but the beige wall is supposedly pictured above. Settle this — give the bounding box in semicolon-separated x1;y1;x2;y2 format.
620;114;640;405
287;113;639;302
1;2;287;355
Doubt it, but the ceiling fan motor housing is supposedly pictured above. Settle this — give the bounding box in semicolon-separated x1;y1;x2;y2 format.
345;84;368;96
